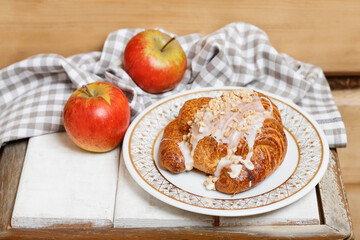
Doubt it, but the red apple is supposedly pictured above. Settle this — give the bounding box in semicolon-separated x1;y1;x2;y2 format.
123;29;187;94
63;82;130;152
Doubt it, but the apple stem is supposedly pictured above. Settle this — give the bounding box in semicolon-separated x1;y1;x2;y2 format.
81;85;93;97
160;37;176;52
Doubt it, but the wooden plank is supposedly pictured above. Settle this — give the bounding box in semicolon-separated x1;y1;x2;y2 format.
219;188;320;226
318;150;353;239
333;89;360;184
0;139;28;231
0;143;353;238
343;183;360;239
328;76;360;90
114;155;214;228
10;133;119;228
6;225;346;240
1;0;360;74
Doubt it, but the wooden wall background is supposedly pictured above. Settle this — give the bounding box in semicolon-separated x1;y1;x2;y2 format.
1;0;360;75
1;0;360;237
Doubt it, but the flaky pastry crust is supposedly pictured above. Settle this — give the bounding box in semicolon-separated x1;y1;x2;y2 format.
159;89;287;194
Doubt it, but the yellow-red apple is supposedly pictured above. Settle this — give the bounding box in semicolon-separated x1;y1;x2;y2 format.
123;29;187;94
63;82;130;152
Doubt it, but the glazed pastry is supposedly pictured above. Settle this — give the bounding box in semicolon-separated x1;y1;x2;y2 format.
159;89;287;194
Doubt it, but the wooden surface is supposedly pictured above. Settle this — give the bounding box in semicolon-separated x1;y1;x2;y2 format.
318;151;352;238
9;132;320;229
328;77;360;90
115;154;319;228
333;88;360;184
2;226;352;240
114;155;214;228
1;0;360;74
219;188;320;226
0;137;354;239
11;133;119;229
332;86;360;238
344;184;360;238
0;139;28;232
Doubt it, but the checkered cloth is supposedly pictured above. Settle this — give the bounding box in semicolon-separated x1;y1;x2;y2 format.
0;22;346;148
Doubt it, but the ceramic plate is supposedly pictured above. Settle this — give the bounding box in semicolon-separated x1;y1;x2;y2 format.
122;87;329;216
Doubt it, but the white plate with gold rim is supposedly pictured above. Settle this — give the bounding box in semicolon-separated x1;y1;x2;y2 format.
122;87;329;216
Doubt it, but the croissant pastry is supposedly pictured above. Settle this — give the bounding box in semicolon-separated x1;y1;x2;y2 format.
159;89;287;194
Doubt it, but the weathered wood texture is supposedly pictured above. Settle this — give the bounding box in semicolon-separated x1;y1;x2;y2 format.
2;225;350;240
114;155;214;228
328;77;360;90
9;134;319;229
0;147;353;239
219;188;320;227
344;184;360;238
0;139;28;231
1;0;360;74
318;150;353;239
11;133;119;229
333;88;360;184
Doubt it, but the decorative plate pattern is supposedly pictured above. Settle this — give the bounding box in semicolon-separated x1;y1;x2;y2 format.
122;88;329;216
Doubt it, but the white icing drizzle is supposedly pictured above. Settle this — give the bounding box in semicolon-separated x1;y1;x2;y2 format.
182;88;273;181
229;164;243;178
213;152;254;180
239;152;254;170
173;89;276;188
188;89;273;178
190;90;268;152
205;182;215;191
178;141;193;171
204;175;218;191
214;158;232;177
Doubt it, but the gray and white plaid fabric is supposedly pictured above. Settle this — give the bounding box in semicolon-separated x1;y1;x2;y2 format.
0;22;347;148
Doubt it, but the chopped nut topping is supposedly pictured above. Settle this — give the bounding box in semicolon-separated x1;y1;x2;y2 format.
199;126;205;133
204;175;218;191
245;96;253;103
223;96;231;103
231;157;240;164
223;91;230;97
189;134;195;145
196;111;204;119
244;110;256;118
237;125;249;132
225;148;235;160
246;118;252;125
189;89;267;154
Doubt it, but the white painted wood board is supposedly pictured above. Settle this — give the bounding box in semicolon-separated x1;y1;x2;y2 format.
11;132;120;228
10;132;320;229
219;188;320;226
113;154;214;228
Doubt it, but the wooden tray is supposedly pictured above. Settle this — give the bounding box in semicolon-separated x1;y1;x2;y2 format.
0;138;353;239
